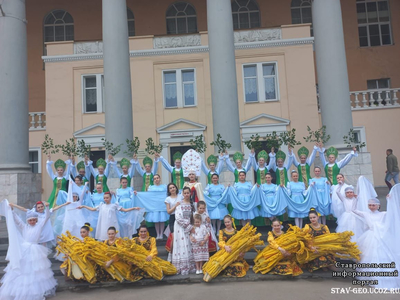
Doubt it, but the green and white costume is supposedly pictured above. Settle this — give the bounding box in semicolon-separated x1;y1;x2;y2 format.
133;156;159;191
320;147;358;185
159;152;184;190
86;158;111;192
291;146;323;188
46;159;71;208
201;154;224;184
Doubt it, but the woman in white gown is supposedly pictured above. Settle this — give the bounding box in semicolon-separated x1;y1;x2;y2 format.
0;201;57;300
335;184;364;242
352;192;400;289
171;186;196;275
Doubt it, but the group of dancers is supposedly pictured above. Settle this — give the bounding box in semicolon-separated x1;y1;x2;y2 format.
1;145;400;299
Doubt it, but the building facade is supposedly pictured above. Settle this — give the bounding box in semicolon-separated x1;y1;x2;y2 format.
19;0;400;199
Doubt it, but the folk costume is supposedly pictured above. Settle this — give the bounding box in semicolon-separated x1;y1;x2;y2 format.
271;151;294;186
160;152;184;190
46;158;71;208
320;147;357;185
133;156;159;191
250;150;276;185
71;161;89;184
201;154;224;184
292;146;322;188
224;151;254;183
86;158;111;192
111;158;135;187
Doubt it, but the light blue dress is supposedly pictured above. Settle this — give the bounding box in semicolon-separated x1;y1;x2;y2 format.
204;184;229;220
231;182;260;220
286;181;314;218
146;184;169;222
91;192;105;207
116;187;133;209
260;183;286;217
309;177;331;216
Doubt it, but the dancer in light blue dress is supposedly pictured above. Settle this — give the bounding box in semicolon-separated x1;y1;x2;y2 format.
147;174;169;239
231;171;260;226
116;177;134;209
286;170;316;228
260;173;287;218
309;166;331;225
204;173;229;233
91;182;105;206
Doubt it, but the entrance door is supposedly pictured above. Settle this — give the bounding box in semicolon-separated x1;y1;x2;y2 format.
88;150;105;192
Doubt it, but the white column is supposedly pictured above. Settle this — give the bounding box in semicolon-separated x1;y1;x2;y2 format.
312;0;353;147
102;0;133;158
207;0;242;152
0;0;30;172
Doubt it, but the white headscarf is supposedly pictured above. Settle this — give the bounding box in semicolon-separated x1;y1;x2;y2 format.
26;210;38;220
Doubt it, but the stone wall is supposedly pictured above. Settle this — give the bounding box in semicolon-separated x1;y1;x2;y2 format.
0;173;42;207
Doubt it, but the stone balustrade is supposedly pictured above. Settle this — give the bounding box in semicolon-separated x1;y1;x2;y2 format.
29;112;46;130
317;88;399;111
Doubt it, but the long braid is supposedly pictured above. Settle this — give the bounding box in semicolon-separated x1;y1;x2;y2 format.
183;186;195;224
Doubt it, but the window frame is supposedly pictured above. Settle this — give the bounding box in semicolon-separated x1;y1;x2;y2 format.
356;0;393;47
81;74;104;114
242;62;280;103
162;68;197;109
43;10;74;43
127;8;135;37
352;126;367;152
231;0;261;30
29;147;41;173
166;2;198;35
290;0;313;35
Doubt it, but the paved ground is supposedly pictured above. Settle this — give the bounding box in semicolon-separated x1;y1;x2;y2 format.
55;280;400;300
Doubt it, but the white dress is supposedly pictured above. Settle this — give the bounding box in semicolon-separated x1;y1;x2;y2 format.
0;203;57;300
335;185;364;242
171;202;196;275
95;203;123;241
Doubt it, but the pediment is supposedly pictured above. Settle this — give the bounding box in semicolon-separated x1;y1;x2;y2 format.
240;114;290;128
74;123;105;137
157;118;206;133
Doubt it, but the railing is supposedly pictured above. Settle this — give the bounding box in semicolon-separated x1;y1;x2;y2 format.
29;112;46;130
317;88;399;111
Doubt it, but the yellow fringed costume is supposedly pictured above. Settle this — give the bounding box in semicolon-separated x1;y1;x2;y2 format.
299;224;361;272
253;228;304;276
202;223;263;282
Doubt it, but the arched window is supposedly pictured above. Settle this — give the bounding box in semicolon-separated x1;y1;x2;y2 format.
127;8;135;37
44;10;74;42
231;0;260;30
166;2;197;34
291;0;313;34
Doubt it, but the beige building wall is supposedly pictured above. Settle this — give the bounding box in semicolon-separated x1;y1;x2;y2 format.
26;0;400;199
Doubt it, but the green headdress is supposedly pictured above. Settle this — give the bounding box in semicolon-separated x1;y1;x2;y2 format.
173;151;182;162
143;156;153;167
120;158;130;168
96;158;106;168
297;146;309;158
207;154;218;165
276;150;286;161
77;161;85;171
54;159;66;170
326;146;338;158
233;152;244;162
257;150;268;161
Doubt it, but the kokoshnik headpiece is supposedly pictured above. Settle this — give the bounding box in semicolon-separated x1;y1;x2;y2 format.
326;146;339;158
96;158;107;168
173;151;183;163
54;159;66;170
207;154;218;165
233;152;244;162
297;146;309;158
257;150;268;161
275;150;286;161
120;158;131;168
77;161;85;171
143;156;153;167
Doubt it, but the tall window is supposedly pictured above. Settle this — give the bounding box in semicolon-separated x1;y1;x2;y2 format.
232;0;260;30
166;2;197;34
163;69;196;108
127;8;135;37
82;74;104;113
44;10;74;42
291;0;313;35
243;63;279;103
357;0;392;47
29;149;41;173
